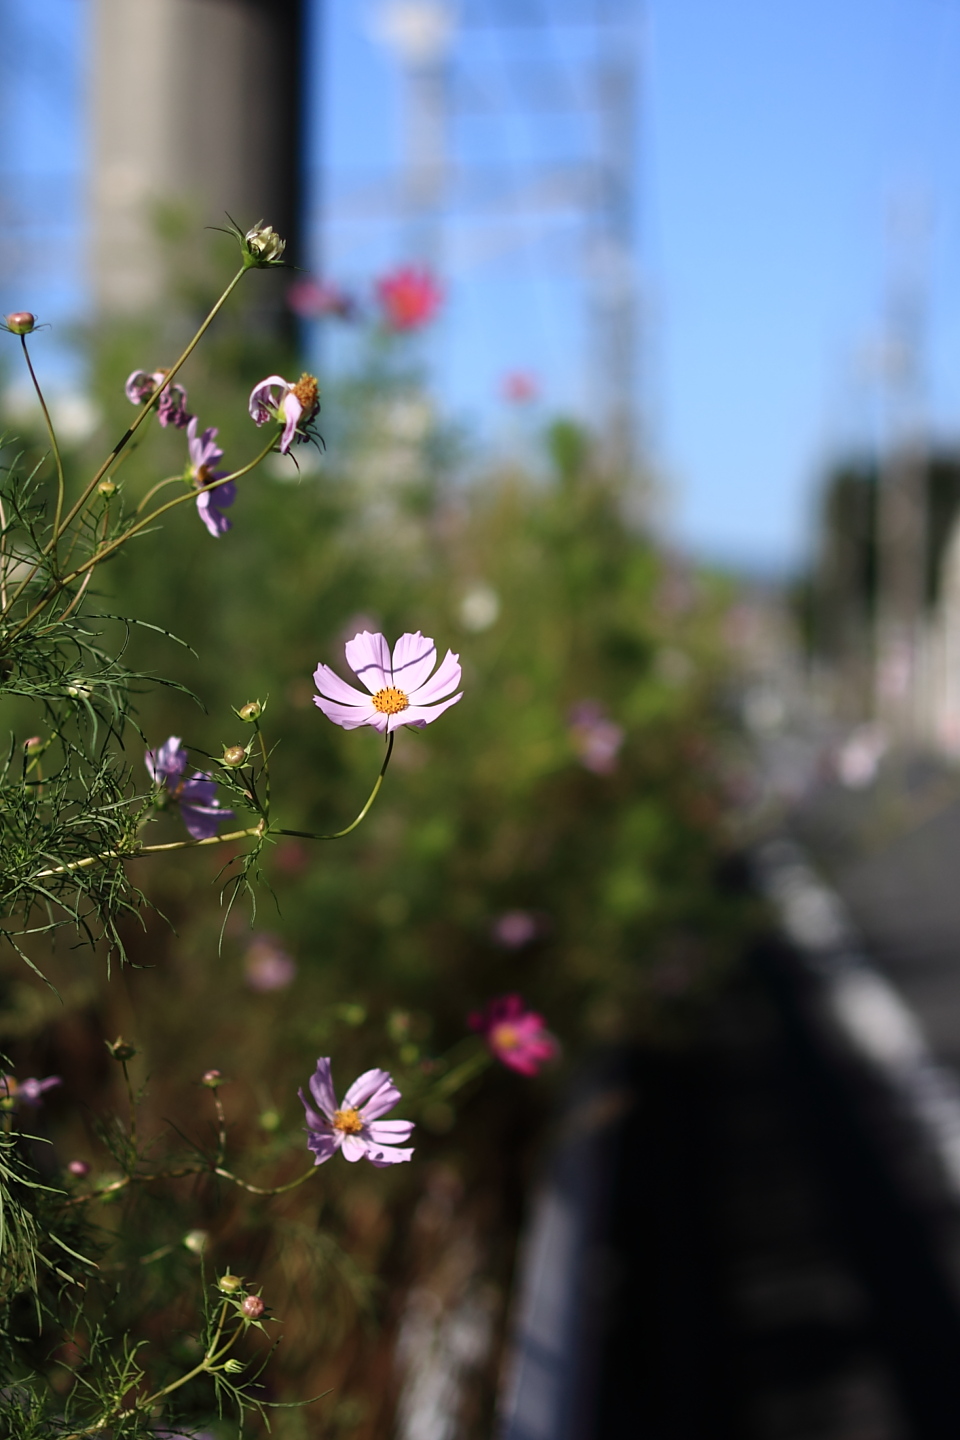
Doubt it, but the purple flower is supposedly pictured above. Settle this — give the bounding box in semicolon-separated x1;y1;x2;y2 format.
187;417;235;538
568;701;624;776
492;910;539;950
145;736;235;840
248;372;320;454
125;369;191;429
0;1074;61;1108
298;1059;414;1167
244;934;297;992
313;630;462;733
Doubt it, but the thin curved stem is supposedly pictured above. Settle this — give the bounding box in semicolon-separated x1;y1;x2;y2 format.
275;731;394;841
135;472;186;514
214;1163;317;1196
20;335;65;562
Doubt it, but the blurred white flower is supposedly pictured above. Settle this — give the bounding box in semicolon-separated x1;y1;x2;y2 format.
458;584;499;633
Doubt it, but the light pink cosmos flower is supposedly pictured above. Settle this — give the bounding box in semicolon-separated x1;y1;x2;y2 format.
313;630;462;734
469;995;558;1077
244;933;297;992
125;369;191;429
0;1073;62;1108
248;372;320;454
492;910;540;950
298;1058;414;1167
187;417;235;537
568;700;624;776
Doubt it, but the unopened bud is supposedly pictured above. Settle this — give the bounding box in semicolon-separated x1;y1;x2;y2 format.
67;1159;91;1178
238;701;262;722
202;1068;224;1088
241;1294;265;1319
243;222;286;268
221;745;246;767
97;479;116;498
223;1358;246;1373
23;736;43;755
5;312;36;335
106;1036;136;1062
218;1273;243;1293
183;1229;208;1254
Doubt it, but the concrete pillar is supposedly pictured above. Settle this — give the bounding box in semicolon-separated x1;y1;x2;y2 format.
89;0;304;314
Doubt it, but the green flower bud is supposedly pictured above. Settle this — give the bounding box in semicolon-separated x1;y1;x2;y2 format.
223;1358;246;1374
5;312;36;335
183;1229;208;1254
23;736;43;756
243;222;286;268
221;745;247;767
202;1068;225;1088
218;1273;243;1294
238;700;262;722
97;479;117;498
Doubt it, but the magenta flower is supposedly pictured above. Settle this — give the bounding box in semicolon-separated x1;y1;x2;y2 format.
298;1059;414;1167
0;1073;62;1108
492;910;540;950
248;372;320;454
186;417;235;538
568;700;624;776
244;934;297;992
469;995;557;1077
145;736;235;840
375;265;443;331
125;369;191;429
313;630;462;734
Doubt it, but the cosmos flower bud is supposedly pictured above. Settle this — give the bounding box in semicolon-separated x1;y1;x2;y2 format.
23;736;43;755
223;1358;246;1373
218;1273;243;1293
67;1159;91;1178
5;312;37;335
241;1294;265;1319
238;701;262;723
106;1036;137;1062
202;1068;224;1088
97;479;117;498
221;745;247;767
243;222;286;268
183;1229;208;1254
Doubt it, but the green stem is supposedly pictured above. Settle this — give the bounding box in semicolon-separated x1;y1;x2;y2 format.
213;1163;317;1196
276;732;394;841
19;335;66;565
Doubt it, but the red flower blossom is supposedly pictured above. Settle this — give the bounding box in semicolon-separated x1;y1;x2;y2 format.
375;265;443;331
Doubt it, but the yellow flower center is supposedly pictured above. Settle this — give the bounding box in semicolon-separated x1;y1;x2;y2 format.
332;1107;364;1134
491;1023;520;1051
373;686;409;715
292;372;319;418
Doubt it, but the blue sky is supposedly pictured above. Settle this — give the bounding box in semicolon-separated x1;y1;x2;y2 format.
5;0;960;572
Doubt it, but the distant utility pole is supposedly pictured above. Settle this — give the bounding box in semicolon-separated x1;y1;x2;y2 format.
90;0;305;317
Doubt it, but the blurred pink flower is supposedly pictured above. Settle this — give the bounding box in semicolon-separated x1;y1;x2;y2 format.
145;736;235;840
469;995;557;1076
502;370;539;404
248;372;320;454
492;910;539;949
125;369;191;429
244;934;297;992
313;630;462;734
568;700;624;776
299;1058;414;1167
375;265;443;331
288;277;357;321
67;1159;91;1178
0;1073;61;1108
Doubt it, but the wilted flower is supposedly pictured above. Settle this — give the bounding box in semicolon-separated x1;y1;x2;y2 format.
124;369;191;429
299;1058;414;1167
469;995;557;1076
502;370;539;404
244;934;297;992
0;1074;61;1108
313;630;462;733
568;700;624;776
248;372;320;454
242;221;286;267
375;265;443;331
186;418;235;537
288;277;357;321
145;736;235;840
491;910;539;950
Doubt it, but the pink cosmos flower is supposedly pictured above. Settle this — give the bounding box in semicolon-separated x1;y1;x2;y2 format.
187;417;235;538
125;369;191;429
248;372;320;454
568;700;624;776
0;1073;62;1108
492;910;540;949
469;995;557;1076
375;265;443;331
244;934;297;992
288;277;357;322
298;1058;414;1167
145;736;235;840
313;630;462;733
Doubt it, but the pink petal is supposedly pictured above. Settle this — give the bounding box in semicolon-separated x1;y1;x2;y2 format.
364;1142;414;1167
248;375;289;422
358;1079;403;1121
279;391;303;454
306;1132;340;1165
344;631;391;694
313;696;386;731
365;1119;415;1143
307;1059;338;1119
407;650;461;706
313;663;374;707
343;1067;394;1110
389;692;462;730
391;632;437;695
340;1133;367;1162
